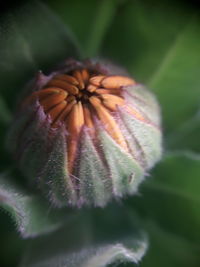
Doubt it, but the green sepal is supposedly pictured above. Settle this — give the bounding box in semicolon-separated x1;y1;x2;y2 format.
77;128;112;207
39;125;77;207
98;126;144;197
119;107;162;170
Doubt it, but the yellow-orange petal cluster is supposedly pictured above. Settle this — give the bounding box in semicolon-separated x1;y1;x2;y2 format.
24;69;136;173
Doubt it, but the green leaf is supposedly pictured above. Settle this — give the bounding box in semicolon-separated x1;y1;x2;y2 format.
140;221;200;267
0;1;80;108
0;172;69;238
102;0;200;133
149;15;200;133
47;0;121;57
0;96;11;125
22;241;147;267
132;152;200;245
166;110;200;153
84;0;120;57
80;242;146;267
0;96;12;171
20;205;147;267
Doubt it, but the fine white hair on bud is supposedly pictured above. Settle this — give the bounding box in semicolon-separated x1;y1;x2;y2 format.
7;59;162;207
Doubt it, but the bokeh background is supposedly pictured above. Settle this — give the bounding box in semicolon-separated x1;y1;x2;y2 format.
0;0;200;266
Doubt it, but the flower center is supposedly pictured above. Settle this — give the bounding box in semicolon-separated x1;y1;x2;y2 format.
25;68;135;172
27;69;135;128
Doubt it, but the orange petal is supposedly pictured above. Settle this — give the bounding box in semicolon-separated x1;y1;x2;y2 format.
89;75;105;86
67;102;84;173
83;104;94;128
101;94;125;111
53;74;79;85
40;90;68;112
81;69;90;84
73;70;85;90
96;88;121;95
58;100;77;121
124;106;147;122
101;75;135;89
37;88;62;99
22;88;61;108
89;96;128;151
49;101;67;125
46;79;79;95
87;84;97;92
67;102;84;136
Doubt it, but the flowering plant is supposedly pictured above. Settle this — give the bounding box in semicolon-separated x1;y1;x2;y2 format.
0;1;199;267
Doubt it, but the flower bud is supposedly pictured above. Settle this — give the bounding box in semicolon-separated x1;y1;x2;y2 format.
7;59;162;207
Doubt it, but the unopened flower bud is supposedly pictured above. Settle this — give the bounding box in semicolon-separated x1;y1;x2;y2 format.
8;59;162;207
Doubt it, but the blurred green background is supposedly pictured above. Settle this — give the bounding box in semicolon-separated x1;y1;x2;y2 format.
0;0;200;266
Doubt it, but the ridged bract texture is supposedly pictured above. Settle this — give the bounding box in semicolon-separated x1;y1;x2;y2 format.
7;59;162;207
